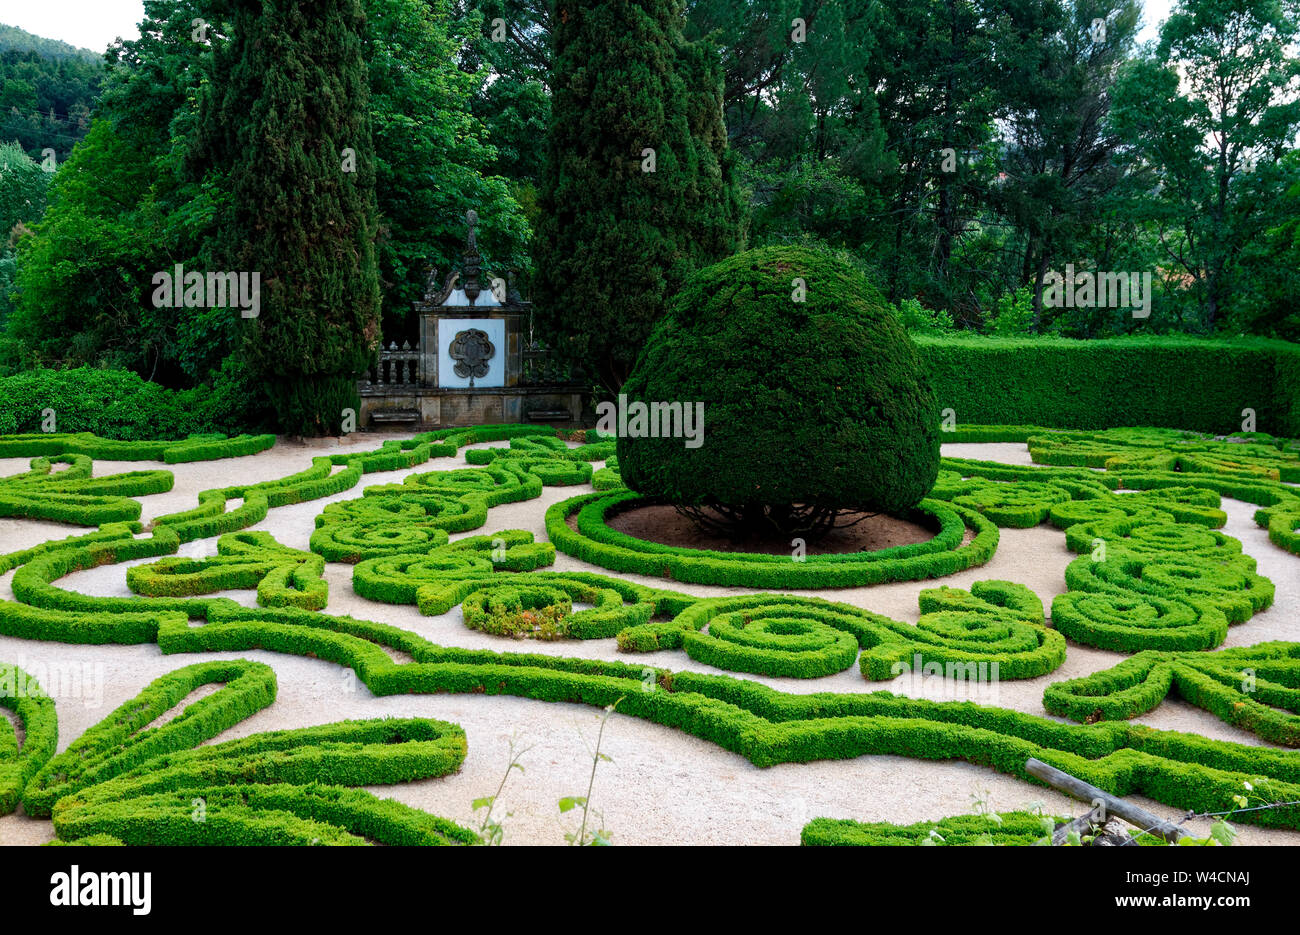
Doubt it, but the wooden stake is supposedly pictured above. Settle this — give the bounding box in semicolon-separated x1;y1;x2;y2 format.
1026;758;1189;843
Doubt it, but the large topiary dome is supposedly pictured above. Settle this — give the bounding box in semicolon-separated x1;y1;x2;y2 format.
617;246;940;536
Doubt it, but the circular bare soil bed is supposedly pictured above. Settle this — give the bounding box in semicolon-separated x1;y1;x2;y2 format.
606;504;935;556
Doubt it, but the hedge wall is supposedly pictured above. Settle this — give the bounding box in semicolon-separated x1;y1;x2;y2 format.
916;336;1300;437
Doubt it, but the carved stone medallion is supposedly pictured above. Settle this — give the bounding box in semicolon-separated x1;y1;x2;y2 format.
450;328;495;380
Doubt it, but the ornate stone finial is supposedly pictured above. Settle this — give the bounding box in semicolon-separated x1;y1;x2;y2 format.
422;261;439;301
462;208;482;303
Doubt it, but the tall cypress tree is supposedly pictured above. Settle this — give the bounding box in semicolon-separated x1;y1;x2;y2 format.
532;0;743;394
200;0;381;435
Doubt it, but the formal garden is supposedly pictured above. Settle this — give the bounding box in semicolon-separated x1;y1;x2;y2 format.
0;0;1299;857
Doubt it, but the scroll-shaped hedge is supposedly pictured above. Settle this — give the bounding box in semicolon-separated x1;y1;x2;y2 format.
1043;643;1300;745
0;453;172;525
0;663;58;814
128;531;328;610
22;659;279;816
21;660;476;845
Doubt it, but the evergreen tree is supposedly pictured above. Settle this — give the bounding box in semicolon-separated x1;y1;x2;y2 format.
200;0;381;435
531;0;743;394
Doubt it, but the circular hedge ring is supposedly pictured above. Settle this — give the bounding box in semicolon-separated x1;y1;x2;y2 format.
546;490;997;588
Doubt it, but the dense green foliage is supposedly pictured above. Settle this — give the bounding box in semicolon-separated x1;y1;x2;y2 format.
618;247;940;527
0;141;47;237
362;0;529;326
918;336;1300;436
0;366;256;437
0;142;48;329
530;0;743;391
1111;0;1300;332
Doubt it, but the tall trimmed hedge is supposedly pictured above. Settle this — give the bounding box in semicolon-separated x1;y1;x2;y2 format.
917;337;1300;437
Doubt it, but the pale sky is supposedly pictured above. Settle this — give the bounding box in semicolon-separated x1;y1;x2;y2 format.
0;0;1175;55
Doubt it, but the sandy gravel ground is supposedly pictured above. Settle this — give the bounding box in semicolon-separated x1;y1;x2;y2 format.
1;437;1298;846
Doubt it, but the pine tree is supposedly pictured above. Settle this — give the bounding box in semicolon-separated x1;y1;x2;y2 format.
531;0;744;394
199;0;381;435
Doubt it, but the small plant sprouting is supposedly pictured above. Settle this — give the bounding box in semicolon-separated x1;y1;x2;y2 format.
472;735;532;846
559;698;622;846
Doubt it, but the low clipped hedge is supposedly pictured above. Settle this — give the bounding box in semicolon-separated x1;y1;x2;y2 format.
13;661;477;845
0;453;175;525
0;663;58;815
127;531;329;611
917;336;1300;436
22;659;278;817
802;812;1064;846
1043;643;1300;746
0;431;274;461
546;490;999;588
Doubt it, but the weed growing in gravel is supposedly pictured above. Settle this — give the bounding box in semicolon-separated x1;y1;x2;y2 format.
473;735;532;846
560;701;621;846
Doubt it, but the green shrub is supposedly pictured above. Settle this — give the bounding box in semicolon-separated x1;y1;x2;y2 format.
0;367;258;438
618;246;940;527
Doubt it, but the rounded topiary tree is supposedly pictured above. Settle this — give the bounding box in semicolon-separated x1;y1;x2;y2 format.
617;246;940;539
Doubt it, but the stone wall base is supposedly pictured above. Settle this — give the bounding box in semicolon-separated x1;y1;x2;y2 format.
358;388;586;430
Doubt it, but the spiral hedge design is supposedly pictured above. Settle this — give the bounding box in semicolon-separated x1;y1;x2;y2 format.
5;514;1300;832
617;582;1063;681
2;422;1300;843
